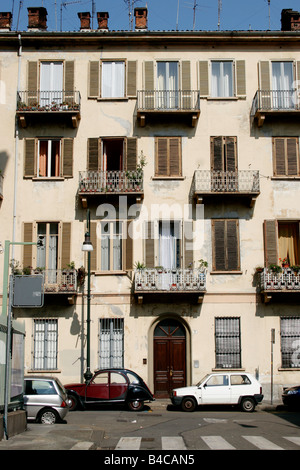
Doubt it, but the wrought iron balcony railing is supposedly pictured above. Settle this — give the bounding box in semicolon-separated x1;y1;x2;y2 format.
79;170;144;194
251;89;299;114
191;170;260;195
31;268;77;293
260;268;300;292
134;268;206;292
17;90;81;112
137;90;200;112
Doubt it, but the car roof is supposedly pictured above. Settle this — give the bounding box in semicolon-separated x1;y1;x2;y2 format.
24;375;58;381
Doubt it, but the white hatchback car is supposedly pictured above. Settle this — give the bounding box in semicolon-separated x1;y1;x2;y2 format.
171;372;263;412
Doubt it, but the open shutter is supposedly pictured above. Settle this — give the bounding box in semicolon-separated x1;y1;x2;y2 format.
89;221;97;271
87;138;100;171
124;221;133;270
64;61;74;104
227;220;239;271
88;61;99;98
23;222;33;268
225;137;237;172
181;60;191;108
199;61;209;96
145;221;155;268
126;137;137;171
183;221;193;268
62;138;73;177
264;220;278;267
27;61;38;105
211;136;223;171
259;61;271;108
24;138;36;177
236;60;246;96
144;61;154;108
127;61;137;97
61;222;71;269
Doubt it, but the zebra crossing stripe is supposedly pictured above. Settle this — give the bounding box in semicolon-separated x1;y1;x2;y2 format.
115;437;142;450
283;436;300;447
161;436;187;450
201;436;235;450
242;436;283;450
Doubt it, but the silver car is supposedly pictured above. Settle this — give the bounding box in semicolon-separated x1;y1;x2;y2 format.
24;376;71;424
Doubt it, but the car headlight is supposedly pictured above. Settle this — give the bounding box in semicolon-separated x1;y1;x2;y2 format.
287;390;298;395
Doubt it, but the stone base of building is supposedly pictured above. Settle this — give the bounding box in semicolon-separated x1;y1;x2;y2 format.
0;410;27;440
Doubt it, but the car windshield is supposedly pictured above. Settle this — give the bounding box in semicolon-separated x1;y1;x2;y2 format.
196;374;210;387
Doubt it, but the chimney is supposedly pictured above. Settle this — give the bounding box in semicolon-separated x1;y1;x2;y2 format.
134;7;148;31
0;12;12;31
27;7;47;30
97;12;109;30
78;12;91;30
281;9;300;31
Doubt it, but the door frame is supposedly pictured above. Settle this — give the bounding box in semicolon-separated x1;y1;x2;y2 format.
148;315;191;395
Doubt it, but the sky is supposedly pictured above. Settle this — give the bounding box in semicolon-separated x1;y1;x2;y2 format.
2;0;300;32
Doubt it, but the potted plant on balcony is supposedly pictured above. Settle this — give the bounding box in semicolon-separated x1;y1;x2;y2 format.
279;257;289;268
9;259;22;275
199;259;208;271
269;263;282;274
291;265;300;275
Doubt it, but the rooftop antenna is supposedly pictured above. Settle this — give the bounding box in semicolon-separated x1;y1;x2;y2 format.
16;0;23;30
123;0;142;31
268;0;271;30
218;0;222;31
91;0;95;29
184;1;210;30
60;0;82;31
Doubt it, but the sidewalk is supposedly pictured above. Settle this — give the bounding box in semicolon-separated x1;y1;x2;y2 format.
0;399;282;451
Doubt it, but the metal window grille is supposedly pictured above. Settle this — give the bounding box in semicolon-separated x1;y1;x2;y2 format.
215;317;241;368
99;318;124;369
280;317;300;368
33;319;58;370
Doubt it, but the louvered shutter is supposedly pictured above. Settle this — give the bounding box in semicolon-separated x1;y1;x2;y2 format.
61;222;71;269
259;61;271;108
273;137;299;176
125;221;133;270
23;222;33;268
184;221;193;268
273;138;286;176
144;61;154;108
169;137;181;176
62;138;73;177
64;61;74;104
181;61;191;108
236;60;246;96
127;61;137;97
156;137;168;176
156;137;181;177
287;138;299;175
213;220;226;271
87;138;100;171
27;61;38;105
225;137;237;172
126;137;137;171
199;61;209;96
227;220;239;271
213;219;239;271
264;220;278;267
90;221;98;271
211;136;223;171
145;221;155;268
89;61;99;98
24;138;36;177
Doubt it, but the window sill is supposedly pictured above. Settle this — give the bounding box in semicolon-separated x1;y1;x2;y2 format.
32;177;65;181
93;270;128;276
206;96;244;101
97;97;129;102
210;271;243;275
271;176;300;180
278;368;300;371
152;176;185;180
27;369;61;374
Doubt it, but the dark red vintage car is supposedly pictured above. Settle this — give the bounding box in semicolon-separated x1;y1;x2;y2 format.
64;368;154;411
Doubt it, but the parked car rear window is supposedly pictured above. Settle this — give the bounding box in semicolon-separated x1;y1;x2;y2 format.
25;380;56;395
230;375;251;385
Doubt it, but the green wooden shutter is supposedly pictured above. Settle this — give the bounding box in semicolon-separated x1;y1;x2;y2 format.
199;61;209;96
181;60;191;108
62;138;73;177
61;222;71;269
89;61;99;98
64;61;75;104
24;138;36;177
87;138;100;171
264;220;278;267
23;222;33;268
144;61;154;108
127;61;137;96
259;61;271;108
27;61;38;105
236;60;246;96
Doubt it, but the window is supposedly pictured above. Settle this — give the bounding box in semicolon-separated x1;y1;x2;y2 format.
273;137;300;177
210;136;238;191
102;61;125;98
24;137;73;178
264;220;300;267
281;317;300;368
155;137;182;177
25;379;57;395
40;61;63;106
215;317;241;369
159;221;180;270
87;137;137;173
99;318;124;368
33;319;58;370
157;61;179;108
206;375;229;386
211;61;234;97
88;60;137;98
37;222;59;275
212;219;240;271
271;61;294;109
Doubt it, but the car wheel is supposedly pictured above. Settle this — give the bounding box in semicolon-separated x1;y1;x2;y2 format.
128;400;144;411
181;396;197;412
68;394;79;411
39;408;59;424
241;397;255;412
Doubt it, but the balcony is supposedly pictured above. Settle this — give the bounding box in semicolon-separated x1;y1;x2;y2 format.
260;268;300;303
35;268;77;304
251;89;300;127
134;268;206;304
137;90;200;127
78;170;144;207
16;90;81;128
191;170;260;207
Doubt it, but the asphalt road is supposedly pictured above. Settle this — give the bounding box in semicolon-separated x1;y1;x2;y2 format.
0;400;299;455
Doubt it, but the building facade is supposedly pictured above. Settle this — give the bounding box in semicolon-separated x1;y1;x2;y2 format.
1;7;300;402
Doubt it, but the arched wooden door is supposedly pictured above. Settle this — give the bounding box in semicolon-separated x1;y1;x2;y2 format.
153;319;186;398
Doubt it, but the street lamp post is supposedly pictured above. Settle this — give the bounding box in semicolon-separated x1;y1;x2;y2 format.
82;210;93;383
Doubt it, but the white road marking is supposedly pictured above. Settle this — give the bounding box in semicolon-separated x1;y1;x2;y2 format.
201;435;235;450
243;435;283;450
161;436;187;450
115;437;142;450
